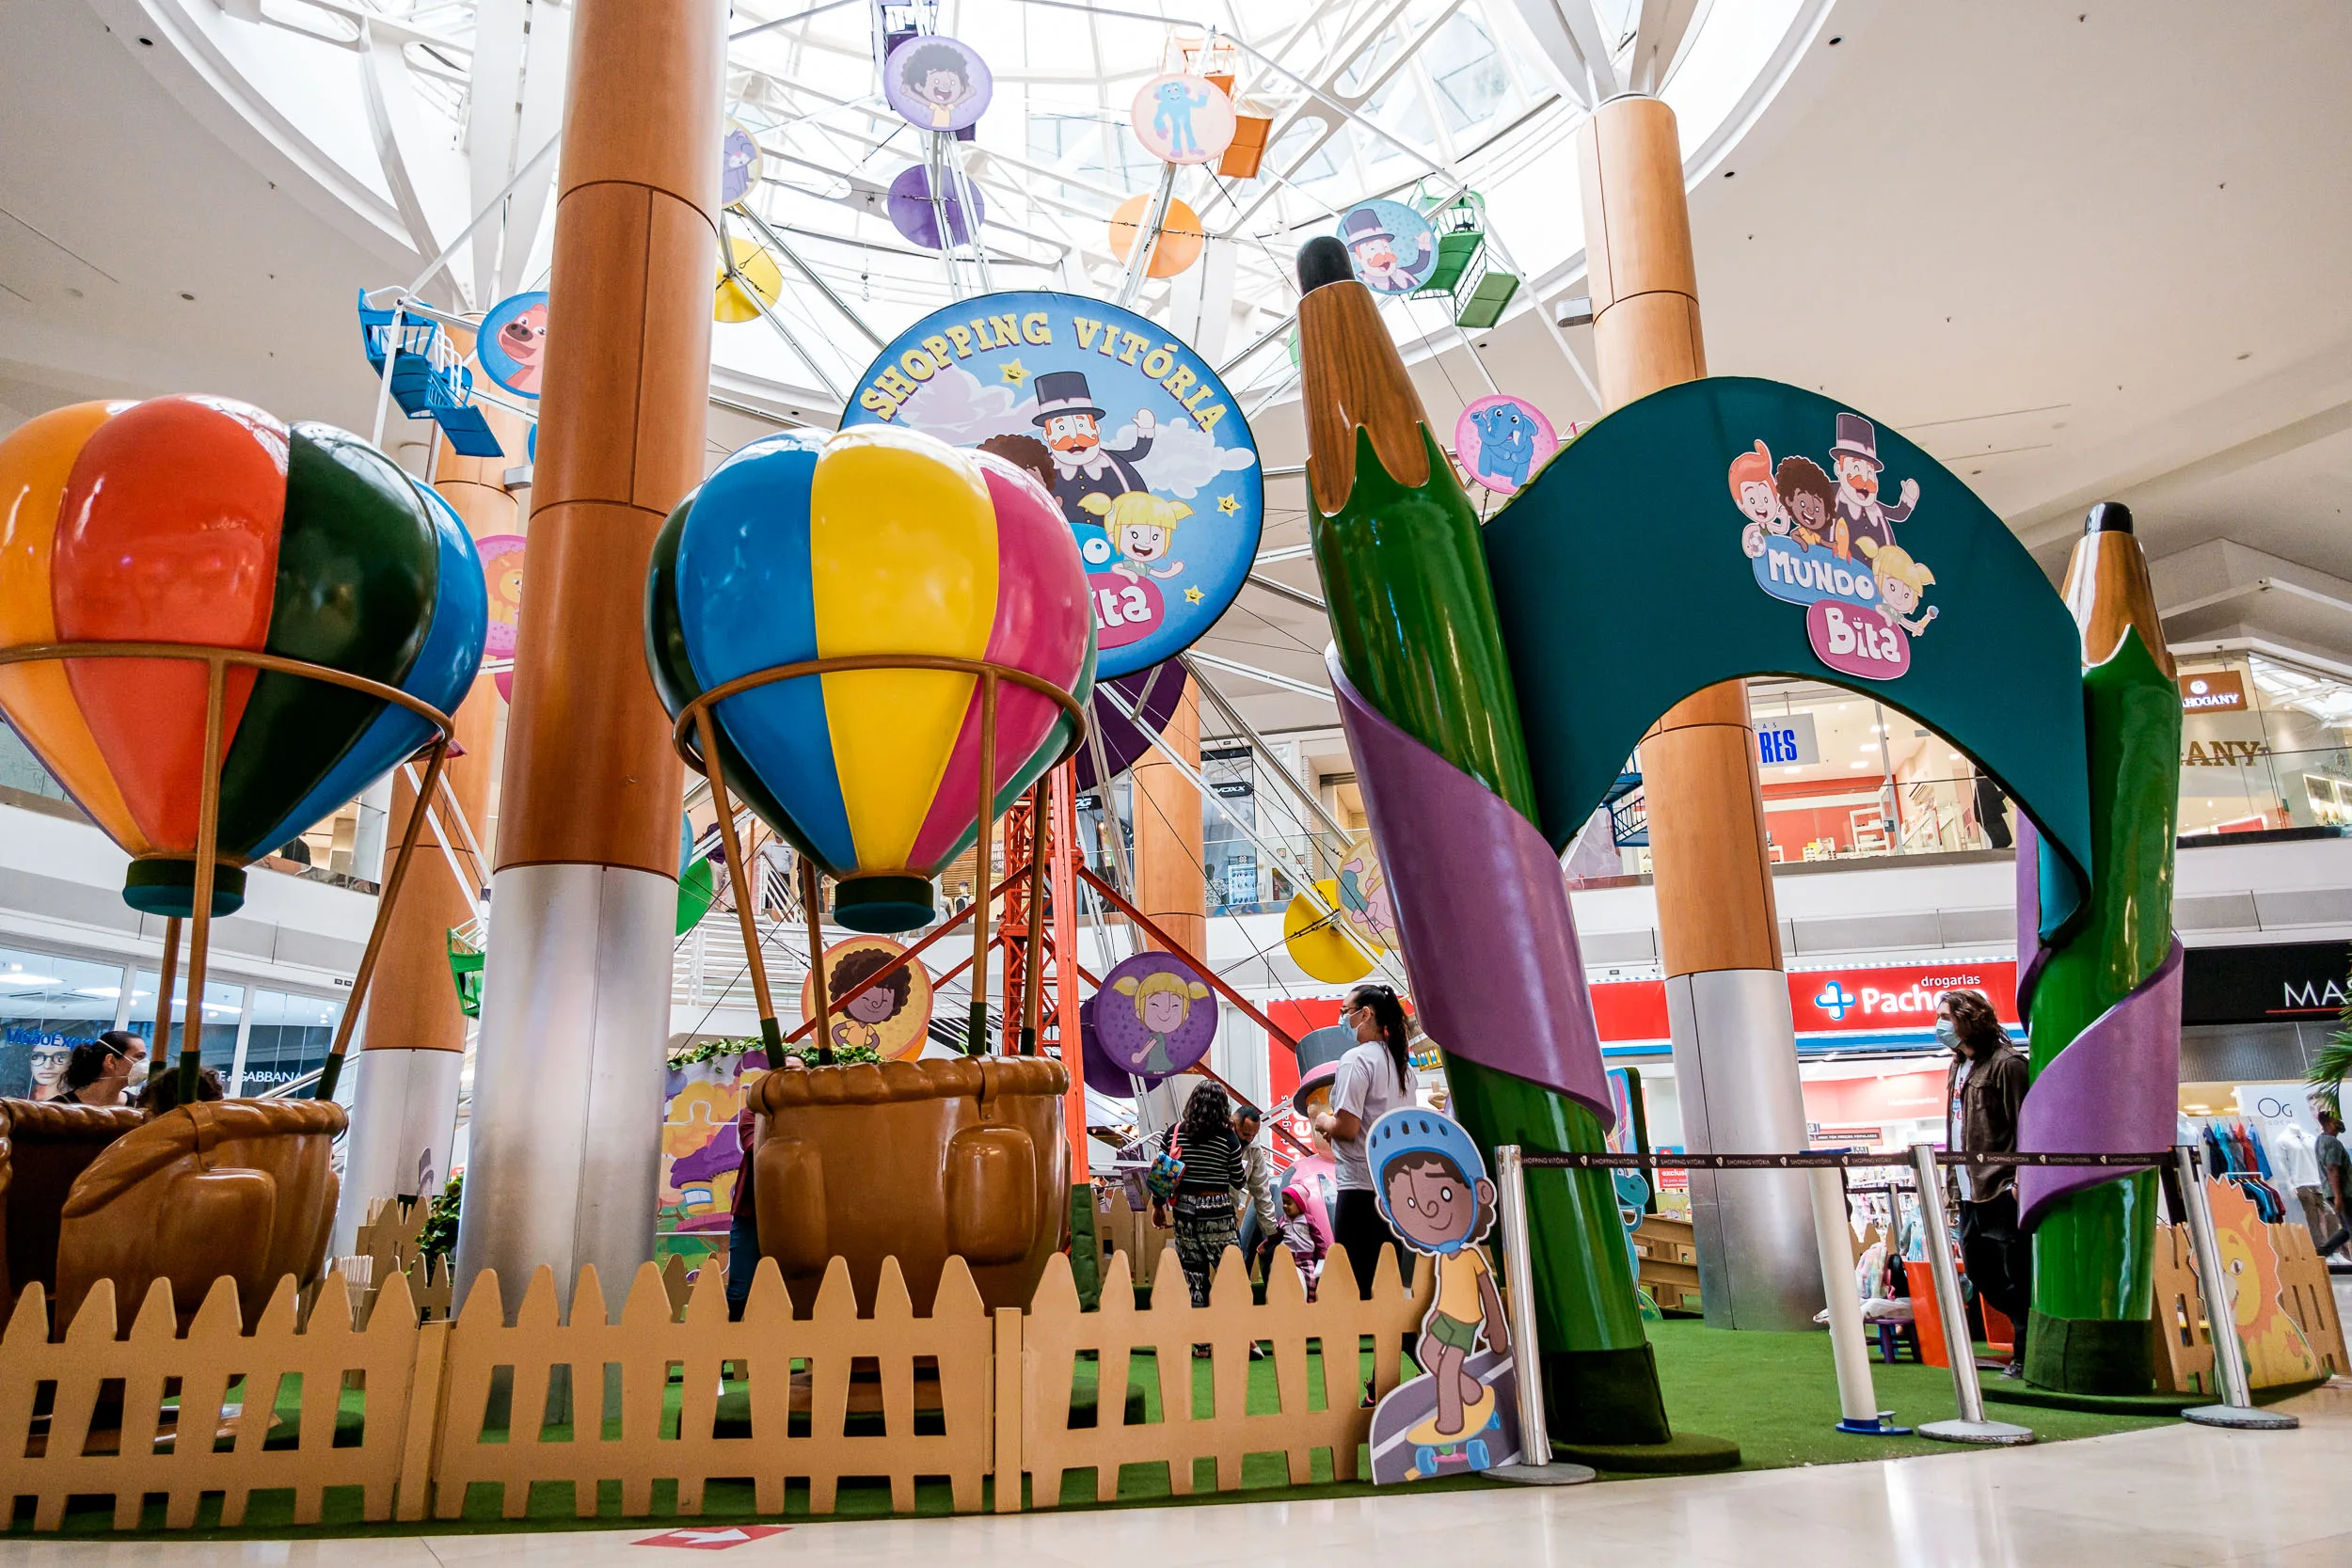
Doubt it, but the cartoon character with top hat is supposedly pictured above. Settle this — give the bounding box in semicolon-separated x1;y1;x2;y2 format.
1340;208;1430;293
1828;412;1919;557
1030;369;1156;529
1369;1109;1514;1477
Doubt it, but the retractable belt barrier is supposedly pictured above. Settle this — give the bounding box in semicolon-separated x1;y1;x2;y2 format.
1518;1150;2173;1171
1493;1141;2296;1456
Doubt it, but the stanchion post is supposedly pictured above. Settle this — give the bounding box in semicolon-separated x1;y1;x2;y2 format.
1908;1143;2035;1446
2176;1143;2300;1430
1484;1146;1597;1486
1810;1163;1908;1435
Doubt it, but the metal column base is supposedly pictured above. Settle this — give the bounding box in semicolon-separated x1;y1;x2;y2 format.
1918;1418;2037;1446
1667;969;1823;1330
2183;1403;2299;1430
332;1045;465;1257
1486;1461;1598;1485
453;862;675;1320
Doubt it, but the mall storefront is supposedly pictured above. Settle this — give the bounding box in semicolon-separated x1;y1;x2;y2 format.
0;937;349;1101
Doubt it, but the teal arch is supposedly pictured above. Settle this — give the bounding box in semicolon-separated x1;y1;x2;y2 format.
1482;376;2092;941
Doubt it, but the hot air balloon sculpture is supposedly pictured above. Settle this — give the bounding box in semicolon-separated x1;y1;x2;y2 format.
645;423;1093;1316
647;423;1094;1055
0;395;487;1102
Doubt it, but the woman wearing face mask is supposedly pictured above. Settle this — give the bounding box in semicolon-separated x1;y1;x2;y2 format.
1939;989;2031;1377
1311;983;1416;1302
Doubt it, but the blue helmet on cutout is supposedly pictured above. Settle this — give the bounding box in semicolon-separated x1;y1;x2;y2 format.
1368;1108;1491;1252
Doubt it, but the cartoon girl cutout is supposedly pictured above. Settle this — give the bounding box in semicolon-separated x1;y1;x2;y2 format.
825;946;913;1055
1111;969;1210;1075
1081;491;1189;581
898;41;977;130
1856;538;1939;635
1775;453;1843;558
1729;439;1792;559
1372;1112;1512;1448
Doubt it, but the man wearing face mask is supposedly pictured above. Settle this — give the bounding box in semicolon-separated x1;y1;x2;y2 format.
1939;989;2032;1376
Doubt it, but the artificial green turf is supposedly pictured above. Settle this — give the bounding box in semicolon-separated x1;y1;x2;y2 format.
12;1320;2191;1538
1639;1318;2173;1471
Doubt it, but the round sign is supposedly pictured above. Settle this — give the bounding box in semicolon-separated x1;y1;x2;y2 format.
1129;73;1236;166
885;164;985;250
1108;195;1205;277
837;290;1263;679
1336;200;1438;295
1092;951;1217;1082
476;532;527;703
801;935;934;1061
884;35;992;133
1454;394;1558;496
1283;879;1375;986
715;235;782;323
477;291;549;400
721;119;762;207
1333;836;1397;952
1073;658;1187;792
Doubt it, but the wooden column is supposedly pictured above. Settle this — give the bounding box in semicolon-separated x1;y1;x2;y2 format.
1129;682;1206;960
1579;95;1818;1331
495;5;715;879
456;0;723;1318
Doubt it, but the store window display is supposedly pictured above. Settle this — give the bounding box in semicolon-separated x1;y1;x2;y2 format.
0;946;135;1099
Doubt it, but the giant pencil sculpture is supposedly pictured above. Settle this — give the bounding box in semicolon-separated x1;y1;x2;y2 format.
2014;501;2183;1394
1296;238;1672;1443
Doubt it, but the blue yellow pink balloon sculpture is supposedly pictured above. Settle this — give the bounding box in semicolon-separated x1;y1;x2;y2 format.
645;425;1095;933
0;395;488;917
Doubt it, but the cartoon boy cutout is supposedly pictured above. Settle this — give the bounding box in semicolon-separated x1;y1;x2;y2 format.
1110;968;1211;1075
1729;439;1792;559
1775;454;1842;558
898;41;977;130
1856;538;1939;635
825;946;914;1056
1371;1110;1512;1448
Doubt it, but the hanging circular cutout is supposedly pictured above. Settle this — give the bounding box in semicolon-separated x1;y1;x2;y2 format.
714;236;782;323
885;164;986;250
801;935;935;1061
721;119;762;208
1283;879;1375;985
1107;195;1205;278
475;531;527;703
1454;394;1559;496
884;36;993;133
1129;73;1236;165
1335;200;1438;295
476;291;549;400
1093;951;1217;1083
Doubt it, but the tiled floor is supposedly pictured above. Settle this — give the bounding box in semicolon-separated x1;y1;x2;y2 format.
4;1383;2348;1568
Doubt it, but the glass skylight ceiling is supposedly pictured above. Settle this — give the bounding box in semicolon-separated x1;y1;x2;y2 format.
163;0;1816;414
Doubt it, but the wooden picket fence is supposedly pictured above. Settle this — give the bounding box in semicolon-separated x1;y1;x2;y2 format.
0;1240;1434;1532
1013;1243;1432;1510
0;1267;428;1530
429;1257;992;1520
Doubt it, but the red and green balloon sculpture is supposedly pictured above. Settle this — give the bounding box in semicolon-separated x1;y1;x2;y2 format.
646;424;1094;932
0;395;488;916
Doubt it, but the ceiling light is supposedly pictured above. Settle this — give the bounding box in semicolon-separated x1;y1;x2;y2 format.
4;974;62;989
72;986;119;999
1851;761;1869;769
1783;767;1802;774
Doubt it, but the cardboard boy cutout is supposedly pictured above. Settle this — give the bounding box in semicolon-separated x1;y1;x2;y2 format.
1365;1108;1526;1481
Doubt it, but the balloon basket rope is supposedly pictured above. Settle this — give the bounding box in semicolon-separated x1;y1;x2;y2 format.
669;653;1089;1064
